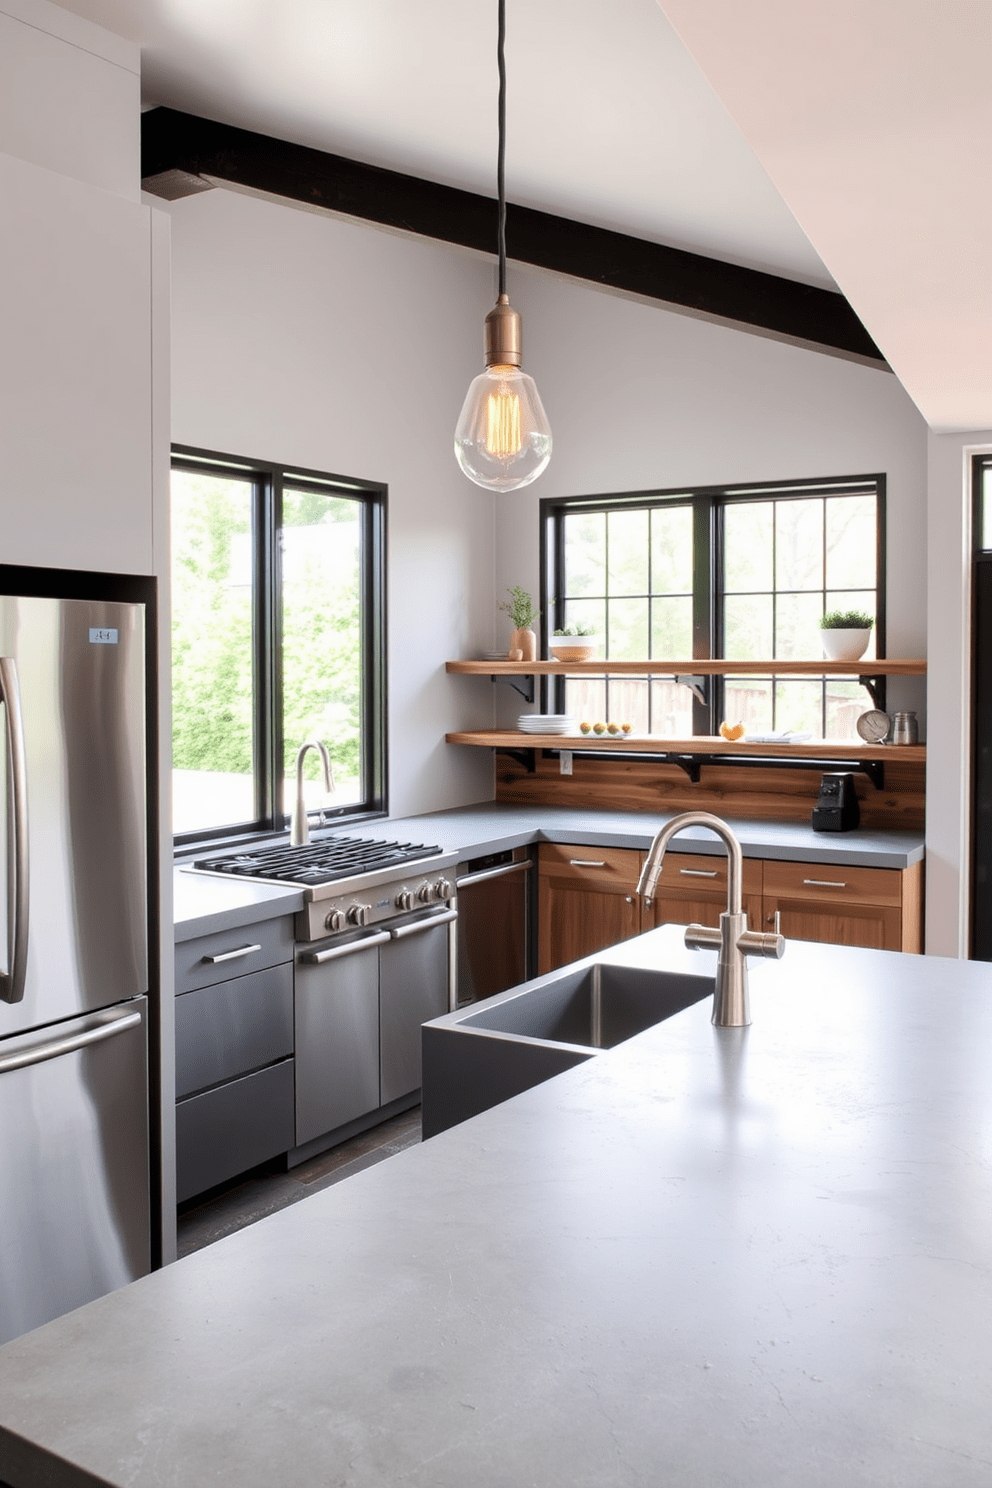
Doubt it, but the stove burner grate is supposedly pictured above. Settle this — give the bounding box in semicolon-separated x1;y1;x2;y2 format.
194;836;443;887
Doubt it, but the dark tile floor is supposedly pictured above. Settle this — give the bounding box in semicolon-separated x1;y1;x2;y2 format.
176;1106;423;1259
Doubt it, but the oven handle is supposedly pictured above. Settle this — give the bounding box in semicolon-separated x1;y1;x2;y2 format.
389;908;458;940
301;930;391;965
455;860;531;889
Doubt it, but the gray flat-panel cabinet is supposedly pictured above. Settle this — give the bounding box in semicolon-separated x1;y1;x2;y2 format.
380;921;450;1106
295;940;380;1146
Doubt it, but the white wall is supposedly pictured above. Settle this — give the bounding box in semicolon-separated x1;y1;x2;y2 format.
167;187;933;827
167;187;497;818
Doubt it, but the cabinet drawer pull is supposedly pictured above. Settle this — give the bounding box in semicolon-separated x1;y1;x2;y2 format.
202;943;262;965
802;878;847;888
679;868;718;878
568;859;607;868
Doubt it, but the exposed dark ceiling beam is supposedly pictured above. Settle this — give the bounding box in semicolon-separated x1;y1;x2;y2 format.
141;106;884;365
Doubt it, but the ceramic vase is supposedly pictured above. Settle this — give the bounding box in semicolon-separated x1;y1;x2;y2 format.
509;627;537;662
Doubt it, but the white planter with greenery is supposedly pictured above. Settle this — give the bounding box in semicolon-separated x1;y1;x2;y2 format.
819;609;874;662
549;630;602;662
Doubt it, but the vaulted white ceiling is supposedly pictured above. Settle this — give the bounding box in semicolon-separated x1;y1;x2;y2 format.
51;0;991;429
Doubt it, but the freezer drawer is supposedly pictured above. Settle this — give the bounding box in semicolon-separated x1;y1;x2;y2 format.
0;998;150;1345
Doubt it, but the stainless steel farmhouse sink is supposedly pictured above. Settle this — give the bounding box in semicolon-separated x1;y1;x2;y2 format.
421;961;713;1138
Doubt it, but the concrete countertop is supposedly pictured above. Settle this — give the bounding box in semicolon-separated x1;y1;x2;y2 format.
174;802;924;936
0;927;987;1488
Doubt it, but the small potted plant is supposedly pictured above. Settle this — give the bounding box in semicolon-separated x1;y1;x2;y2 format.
549;623;603;663
499;586;540;662
819;609;875;661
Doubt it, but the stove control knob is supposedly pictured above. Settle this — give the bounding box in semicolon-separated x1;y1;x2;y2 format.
347;902;372;927
434;877;452;901
417;882;434;904
324;908;346;933
395;888;414;912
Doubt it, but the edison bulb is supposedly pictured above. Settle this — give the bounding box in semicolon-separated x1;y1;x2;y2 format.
454;364;552;492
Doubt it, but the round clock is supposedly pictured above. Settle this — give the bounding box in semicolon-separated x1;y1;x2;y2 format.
856;709;890;743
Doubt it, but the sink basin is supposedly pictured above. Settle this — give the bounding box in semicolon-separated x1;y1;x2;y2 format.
457;962;710;1049
421;961;713;1138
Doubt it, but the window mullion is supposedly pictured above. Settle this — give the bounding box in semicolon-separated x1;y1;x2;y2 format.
254;471;280;831
696;497;716;734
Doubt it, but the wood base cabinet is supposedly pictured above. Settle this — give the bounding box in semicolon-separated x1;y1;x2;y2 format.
538;844;923;974
761;859;922;954
538;846;642;975
640;852;763;935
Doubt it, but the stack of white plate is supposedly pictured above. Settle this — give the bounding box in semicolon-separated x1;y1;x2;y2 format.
517;713;576;735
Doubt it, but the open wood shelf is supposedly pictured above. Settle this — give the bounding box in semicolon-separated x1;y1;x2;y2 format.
445;730;925;763
447;658;927;677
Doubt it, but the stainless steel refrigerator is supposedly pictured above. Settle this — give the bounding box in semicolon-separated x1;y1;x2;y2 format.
0;594;150;1344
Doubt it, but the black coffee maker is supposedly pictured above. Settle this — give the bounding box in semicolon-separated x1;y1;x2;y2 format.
811;772;860;832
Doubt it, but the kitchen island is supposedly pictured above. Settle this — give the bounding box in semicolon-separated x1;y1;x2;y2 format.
1;924;990;1486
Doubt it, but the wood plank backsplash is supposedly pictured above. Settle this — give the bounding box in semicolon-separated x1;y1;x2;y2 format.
494;752;925;831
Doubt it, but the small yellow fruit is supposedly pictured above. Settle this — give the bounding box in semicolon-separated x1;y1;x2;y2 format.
592;721;607;735
579;721;592;735
719;720;746;742
620;722;633;735
607;722;621;735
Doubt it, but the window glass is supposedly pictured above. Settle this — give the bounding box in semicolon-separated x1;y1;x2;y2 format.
171;468;255;835
281;489;363;810
548;479;881;741
171;450;385;844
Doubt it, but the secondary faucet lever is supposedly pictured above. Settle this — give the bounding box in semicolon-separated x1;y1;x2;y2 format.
291;739;335;847
637;810;786;1027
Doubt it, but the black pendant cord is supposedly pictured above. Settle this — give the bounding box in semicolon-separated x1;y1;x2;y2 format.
497;0;507;298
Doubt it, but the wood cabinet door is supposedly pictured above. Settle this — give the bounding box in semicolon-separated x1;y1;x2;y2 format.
641;852;763;933
761;860;903;951
538;845;641;974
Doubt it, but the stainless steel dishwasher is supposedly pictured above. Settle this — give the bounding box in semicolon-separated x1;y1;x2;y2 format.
455;847;533;1005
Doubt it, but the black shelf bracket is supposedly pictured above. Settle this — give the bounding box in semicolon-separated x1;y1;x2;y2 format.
857;673;886;710
491;672;535;704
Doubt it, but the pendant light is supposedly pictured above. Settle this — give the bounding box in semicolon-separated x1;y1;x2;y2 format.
454;0;552;491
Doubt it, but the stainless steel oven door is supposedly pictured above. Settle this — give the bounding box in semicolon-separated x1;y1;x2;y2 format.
380;908;456;1105
294;906;456;1147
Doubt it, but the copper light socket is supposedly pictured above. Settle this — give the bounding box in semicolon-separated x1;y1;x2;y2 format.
484;294;522;368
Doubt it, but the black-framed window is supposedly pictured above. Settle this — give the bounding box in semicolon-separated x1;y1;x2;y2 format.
541;474;885;739
970;453;992;958
171;446;386;845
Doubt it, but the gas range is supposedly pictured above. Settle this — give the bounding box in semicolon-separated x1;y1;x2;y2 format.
189;834;459;942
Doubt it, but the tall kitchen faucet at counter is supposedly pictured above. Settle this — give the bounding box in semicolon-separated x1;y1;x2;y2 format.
291;739;334;847
638;811;785;1027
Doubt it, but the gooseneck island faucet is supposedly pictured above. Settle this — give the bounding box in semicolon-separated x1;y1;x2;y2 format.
291;739;335;847
637;811;785;1027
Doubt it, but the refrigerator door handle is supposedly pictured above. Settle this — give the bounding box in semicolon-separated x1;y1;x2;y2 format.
0;657;29;1005
0;1006;142;1075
